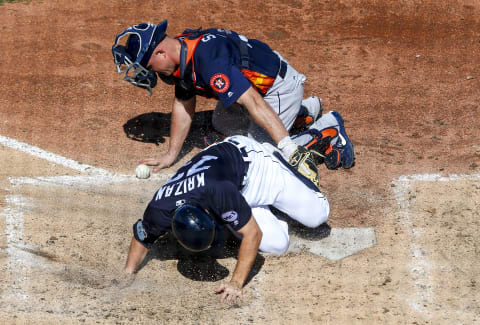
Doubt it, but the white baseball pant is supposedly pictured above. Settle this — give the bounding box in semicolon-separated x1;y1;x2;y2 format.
227;136;329;254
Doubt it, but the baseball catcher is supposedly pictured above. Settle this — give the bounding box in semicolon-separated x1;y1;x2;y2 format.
112;21;355;188
124;135;329;304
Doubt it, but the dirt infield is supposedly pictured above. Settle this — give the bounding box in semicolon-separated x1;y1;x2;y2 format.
1;0;479;324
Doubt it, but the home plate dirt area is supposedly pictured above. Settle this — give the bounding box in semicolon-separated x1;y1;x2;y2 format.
1;0;479;324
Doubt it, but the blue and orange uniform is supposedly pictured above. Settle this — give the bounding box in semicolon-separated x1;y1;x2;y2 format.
162;28;286;108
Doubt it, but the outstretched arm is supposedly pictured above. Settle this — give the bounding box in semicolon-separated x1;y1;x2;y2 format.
125;237;149;273
215;216;262;304
236;86;289;144
140;95;196;172
237;86;319;186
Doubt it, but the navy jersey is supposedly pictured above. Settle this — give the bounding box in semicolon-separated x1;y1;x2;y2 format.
134;141;251;248
173;28;282;107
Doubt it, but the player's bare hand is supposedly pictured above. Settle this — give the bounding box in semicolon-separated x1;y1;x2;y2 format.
109;272;136;289
215;282;243;304
139;155;175;172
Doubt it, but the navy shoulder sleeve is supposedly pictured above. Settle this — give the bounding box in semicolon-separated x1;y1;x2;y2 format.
202;59;251;107
206;180;252;231
132;204;170;248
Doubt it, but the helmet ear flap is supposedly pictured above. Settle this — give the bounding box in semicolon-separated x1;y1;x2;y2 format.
125;33;141;61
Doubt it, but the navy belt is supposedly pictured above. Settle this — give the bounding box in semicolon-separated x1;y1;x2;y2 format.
278;60;287;79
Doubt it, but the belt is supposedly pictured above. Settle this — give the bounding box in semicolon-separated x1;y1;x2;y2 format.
278;60;287;79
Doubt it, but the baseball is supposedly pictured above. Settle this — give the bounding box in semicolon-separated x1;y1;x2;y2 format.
135;164;151;179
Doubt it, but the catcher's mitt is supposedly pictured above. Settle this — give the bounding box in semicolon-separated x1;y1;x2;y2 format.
289;146;320;188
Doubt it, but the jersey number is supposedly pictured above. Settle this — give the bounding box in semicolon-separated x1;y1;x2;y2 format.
201;33;216;42
167;155;218;184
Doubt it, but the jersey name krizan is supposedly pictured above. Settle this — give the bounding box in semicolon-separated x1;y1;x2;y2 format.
155;154;219;200
138;140;253;243
155;172;206;200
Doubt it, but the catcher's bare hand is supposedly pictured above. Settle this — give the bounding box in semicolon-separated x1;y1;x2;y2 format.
215;282;243;305
139;154;175;172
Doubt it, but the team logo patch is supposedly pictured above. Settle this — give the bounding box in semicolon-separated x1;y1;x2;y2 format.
221;210;238;223
210;73;230;93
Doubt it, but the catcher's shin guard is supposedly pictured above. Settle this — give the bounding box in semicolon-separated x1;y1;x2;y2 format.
291;96;323;133
304;128;341;169
302;111;355;170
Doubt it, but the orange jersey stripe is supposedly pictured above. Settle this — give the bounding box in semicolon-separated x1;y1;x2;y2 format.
240;69;275;94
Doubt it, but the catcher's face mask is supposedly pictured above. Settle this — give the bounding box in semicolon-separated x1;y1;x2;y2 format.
112;21;168;95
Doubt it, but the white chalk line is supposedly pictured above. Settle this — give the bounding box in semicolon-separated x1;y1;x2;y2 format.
1;194;35;301
8;174;173;188
395;173;480;183
392;173;480;313
0;132;369;312
0;133;174;306
0;134;111;176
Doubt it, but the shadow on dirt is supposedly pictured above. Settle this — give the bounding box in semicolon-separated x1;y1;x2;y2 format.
123;111;213;160
137;214;330;284
289;221;332;240
270;206;332;241
137;230;264;284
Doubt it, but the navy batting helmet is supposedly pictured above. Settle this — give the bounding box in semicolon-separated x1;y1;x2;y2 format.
172;205;216;253
112;20;168;95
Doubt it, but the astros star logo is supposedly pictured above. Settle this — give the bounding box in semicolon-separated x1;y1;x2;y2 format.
215;78;225;88
210;73;230;93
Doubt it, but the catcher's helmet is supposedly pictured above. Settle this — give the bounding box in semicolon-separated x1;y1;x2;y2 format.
112;20;168;95
172;205;216;253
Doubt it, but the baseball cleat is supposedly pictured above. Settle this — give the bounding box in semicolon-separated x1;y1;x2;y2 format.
330;111;355;169
300;111;354;169
304;130;337;168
